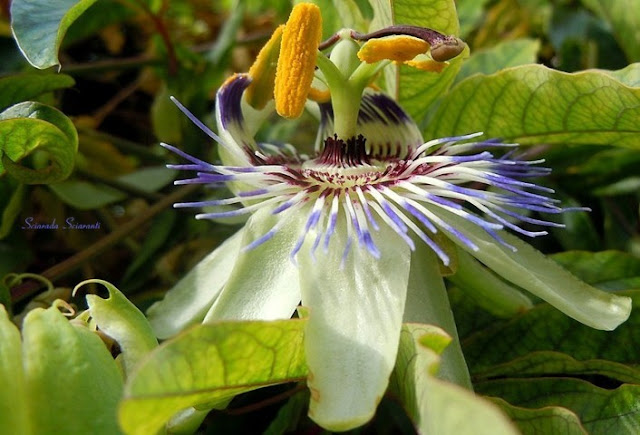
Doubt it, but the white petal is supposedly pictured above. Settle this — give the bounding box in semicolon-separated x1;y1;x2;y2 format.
448;247;534;318
299;213;412;431
203;206;303;322
147;229;244;339
426;205;632;331
357;90;424;155
404;242;472;389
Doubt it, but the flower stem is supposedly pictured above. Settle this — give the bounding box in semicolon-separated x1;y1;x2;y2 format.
316;53;365;139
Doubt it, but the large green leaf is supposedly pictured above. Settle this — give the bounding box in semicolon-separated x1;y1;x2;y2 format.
474;349;640;385
0;102;77;184
119;319;308;435
425;64;640;148
454;38;540;85
0;306;29;434
551;250;640;288
21;306;123;434
602;63;640;87
368;0;463;123
75;279;158;376
488;397;587;435
0;73;74;111
390;324;518;435
581;0;640;62
10;0;99;69
477;378;640;434
463;290;640;371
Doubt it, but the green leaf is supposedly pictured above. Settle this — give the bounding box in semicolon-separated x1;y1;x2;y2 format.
581;0;640;62
63;0;133;46
10;0;99;69
0;102;77;184
49;166;175;209
369;0;463;123
0;73;74;111
22;306;123;434
489;397;587;435
455;38;540;85
551;250;640;287
75;279;158;376
543;145;640;193
369;0;459;39
473;350;640;385
390;324;518;435
48;180;123;209
425;64;640;148
398;51;468;127
593;177;640;196
0;305;28;434
477;377;640;434
463;290;640;371
119;319;308;435
601;63;640;87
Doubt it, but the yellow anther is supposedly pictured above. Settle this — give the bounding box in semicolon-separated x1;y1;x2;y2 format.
405;57;447;73
308;87;331;103
245;25;284;109
357;35;429;63
274;3;323;119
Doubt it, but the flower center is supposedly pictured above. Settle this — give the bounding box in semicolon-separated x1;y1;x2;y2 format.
300;135;396;189
315;135;370;167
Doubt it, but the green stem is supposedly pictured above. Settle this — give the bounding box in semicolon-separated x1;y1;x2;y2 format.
349;59;390;90
316;54;363;139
